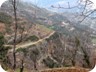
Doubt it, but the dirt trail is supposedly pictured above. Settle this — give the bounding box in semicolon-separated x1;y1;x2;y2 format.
40;67;89;72
5;31;55;50
16;31;55;49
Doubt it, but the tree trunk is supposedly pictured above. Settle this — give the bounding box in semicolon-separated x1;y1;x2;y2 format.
34;62;37;70
72;59;75;66
12;0;18;70
20;60;24;72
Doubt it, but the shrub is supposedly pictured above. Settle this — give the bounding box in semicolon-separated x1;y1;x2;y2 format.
0;12;12;24
43;56;60;68
26;35;39;42
16;48;27;56
0;33;9;65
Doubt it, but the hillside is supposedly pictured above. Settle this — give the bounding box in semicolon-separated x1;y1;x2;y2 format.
41;67;89;72
0;0;95;72
6;32;94;72
62;12;96;31
0;0;93;36
0;22;5;32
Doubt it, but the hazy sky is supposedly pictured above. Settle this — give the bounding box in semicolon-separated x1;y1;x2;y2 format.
23;0;96;9
0;0;96;10
0;0;96;8
0;0;78;11
23;0;78;8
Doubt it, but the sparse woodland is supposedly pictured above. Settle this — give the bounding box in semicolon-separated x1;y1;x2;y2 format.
0;0;96;72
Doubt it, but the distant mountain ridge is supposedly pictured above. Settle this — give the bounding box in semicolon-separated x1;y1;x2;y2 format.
0;0;93;36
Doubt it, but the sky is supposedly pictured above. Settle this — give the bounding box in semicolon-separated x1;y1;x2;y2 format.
0;0;78;12
0;0;96;12
0;0;96;13
23;0;96;9
0;0;96;8
23;0;78;9
0;0;96;9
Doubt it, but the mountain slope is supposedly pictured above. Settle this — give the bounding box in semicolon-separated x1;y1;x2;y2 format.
0;0;95;71
0;0;92;37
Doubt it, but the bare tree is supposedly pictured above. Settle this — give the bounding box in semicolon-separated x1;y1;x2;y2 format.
19;23;25;43
20;60;24;72
81;46;91;68
11;0;18;70
68;37;80;66
31;48;40;70
51;0;96;23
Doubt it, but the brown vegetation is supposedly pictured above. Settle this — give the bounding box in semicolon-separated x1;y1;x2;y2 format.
0;23;5;32
41;67;89;72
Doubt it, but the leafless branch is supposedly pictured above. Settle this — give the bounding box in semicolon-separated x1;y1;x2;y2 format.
12;0;18;70
79;9;96;24
51;0;96;23
51;1;80;9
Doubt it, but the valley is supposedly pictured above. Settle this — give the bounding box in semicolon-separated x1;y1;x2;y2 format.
0;0;96;72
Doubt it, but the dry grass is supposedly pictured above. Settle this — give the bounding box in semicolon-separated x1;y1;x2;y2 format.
41;67;89;72
0;22;5;32
7;67;89;72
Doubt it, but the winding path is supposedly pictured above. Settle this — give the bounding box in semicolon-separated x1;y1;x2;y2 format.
5;31;55;50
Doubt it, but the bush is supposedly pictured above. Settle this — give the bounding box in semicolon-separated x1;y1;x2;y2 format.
30;48;39;62
0;33;9;65
26;35;39;42
0;12;12;24
16;48;27;56
43;56;60;68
